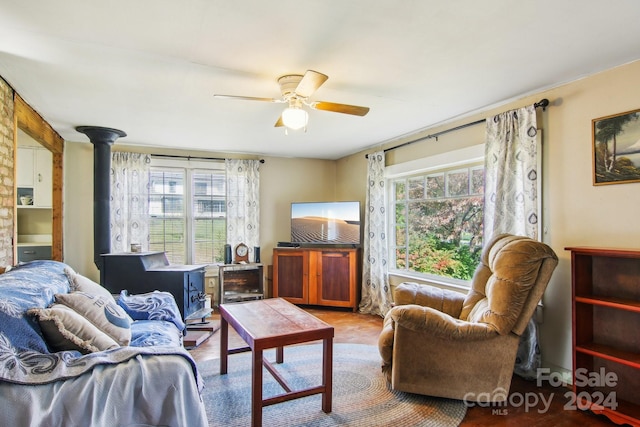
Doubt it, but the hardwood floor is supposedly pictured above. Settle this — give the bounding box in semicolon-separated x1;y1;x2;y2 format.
188;306;615;426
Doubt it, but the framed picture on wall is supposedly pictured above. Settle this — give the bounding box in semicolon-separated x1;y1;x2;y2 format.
592;108;640;185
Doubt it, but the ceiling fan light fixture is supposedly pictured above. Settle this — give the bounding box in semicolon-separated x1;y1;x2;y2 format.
214;70;369;131
282;106;309;130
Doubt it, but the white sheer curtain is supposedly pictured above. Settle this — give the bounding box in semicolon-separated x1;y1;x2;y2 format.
358;151;392;317
225;159;261;261
110;152;151;253
485;104;542;379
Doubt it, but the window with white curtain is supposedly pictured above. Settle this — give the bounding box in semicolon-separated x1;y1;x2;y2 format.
149;158;226;264
386;144;484;287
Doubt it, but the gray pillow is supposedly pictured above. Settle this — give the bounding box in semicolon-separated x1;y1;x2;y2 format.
29;304;120;353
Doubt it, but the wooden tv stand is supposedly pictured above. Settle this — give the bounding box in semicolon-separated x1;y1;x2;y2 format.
272;247;360;311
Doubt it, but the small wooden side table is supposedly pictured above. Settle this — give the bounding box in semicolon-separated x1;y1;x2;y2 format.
219;298;334;427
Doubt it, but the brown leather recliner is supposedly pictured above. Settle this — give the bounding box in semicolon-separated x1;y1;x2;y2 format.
378;234;558;402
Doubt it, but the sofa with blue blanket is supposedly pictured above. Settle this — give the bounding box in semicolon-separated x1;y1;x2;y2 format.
0;260;208;426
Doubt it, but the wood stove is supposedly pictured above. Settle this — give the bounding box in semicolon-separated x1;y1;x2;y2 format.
100;251;208;321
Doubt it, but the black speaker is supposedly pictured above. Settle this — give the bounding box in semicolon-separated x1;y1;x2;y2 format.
224;244;232;264
254;246;261;263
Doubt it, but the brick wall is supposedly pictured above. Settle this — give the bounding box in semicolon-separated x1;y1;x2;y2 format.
0;78;14;266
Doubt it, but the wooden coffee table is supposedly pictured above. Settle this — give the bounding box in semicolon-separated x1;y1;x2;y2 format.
219;298;334;427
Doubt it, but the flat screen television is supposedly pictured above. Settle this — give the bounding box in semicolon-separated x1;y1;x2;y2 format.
291;201;361;245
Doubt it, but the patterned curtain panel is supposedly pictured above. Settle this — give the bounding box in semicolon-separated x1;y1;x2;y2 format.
110;152;151;253
485;105;542;379
484;105;539;240
225;159;260;260
359;151;392;317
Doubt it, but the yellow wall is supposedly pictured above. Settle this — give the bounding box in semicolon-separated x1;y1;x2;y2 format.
62;145;338;285
63;59;640;375
336;59;640;375
63;141;95;275
258;155;337;269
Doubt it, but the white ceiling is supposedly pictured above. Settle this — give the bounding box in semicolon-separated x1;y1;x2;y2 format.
1;1;640;160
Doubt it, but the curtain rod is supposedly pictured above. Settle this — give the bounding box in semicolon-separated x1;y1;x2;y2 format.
151;153;265;163
366;98;550;158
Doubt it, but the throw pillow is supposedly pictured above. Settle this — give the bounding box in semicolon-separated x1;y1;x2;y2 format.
28;304;120;353
64;268;115;302
55;292;132;346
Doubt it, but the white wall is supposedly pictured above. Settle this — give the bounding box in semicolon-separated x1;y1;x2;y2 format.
336;59;640;375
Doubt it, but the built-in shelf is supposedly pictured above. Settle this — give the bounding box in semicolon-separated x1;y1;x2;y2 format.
17;205;52;210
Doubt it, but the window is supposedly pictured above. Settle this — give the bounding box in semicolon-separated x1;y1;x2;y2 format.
388;145;484;285
191;172;226;264
149;160;226;265
149;170;185;263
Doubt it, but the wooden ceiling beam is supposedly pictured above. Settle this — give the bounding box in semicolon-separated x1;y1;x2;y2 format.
14;94;64;154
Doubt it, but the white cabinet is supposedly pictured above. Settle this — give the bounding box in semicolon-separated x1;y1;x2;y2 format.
17;147;52;208
17;147;35;187
34;148;52;207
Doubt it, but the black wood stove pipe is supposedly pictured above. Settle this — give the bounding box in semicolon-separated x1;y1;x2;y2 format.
76;126;126;271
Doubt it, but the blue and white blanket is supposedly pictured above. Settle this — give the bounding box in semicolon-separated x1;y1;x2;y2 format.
0;260;70;355
0;260;208;426
0;260;200;388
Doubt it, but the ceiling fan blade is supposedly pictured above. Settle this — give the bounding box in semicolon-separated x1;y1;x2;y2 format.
213;94;283;103
310;101;370;116
274;116;284;127
294;70;328;98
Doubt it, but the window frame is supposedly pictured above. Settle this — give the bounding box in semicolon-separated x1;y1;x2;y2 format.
149;157;226;265
385;144;485;289
148;167;187;264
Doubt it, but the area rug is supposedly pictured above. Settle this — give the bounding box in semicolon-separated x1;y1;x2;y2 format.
199;343;466;426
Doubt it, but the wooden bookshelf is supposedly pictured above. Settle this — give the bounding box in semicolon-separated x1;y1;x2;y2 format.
566;246;640;426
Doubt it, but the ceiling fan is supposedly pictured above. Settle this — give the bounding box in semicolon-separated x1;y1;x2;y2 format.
213;70;370;131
